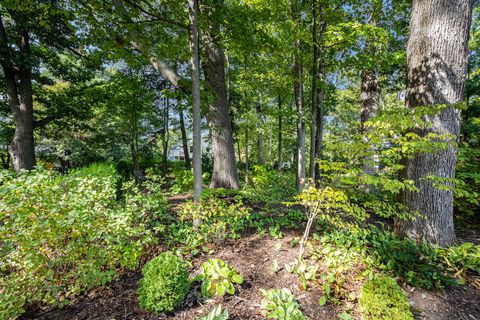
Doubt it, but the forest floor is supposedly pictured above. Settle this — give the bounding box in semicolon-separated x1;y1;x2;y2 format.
23;195;480;320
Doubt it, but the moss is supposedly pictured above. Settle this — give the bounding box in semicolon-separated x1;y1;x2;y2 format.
359;275;413;320
137;252;190;313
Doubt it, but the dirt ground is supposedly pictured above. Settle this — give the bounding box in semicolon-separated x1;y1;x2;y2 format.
21;195;480;320
22;231;480;320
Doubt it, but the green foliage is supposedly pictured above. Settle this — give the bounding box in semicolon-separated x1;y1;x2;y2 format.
0;163;158;319
199;305;229;320
259;288;305;320
358;275;413;320
313;224;454;289
170;168;194;195
179;197;250;243
454;147;480;218
241;166;296;204
195;259;243;298
137;252;190;313
438;242;480;278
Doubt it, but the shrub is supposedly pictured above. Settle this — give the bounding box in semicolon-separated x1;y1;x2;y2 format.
195;259;243;298
0;163;159;319
358;275;413;320
137;252;190;313
259;288;305;320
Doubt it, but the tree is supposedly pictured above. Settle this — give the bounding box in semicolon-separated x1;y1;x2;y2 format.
188;0;202;201
395;0;473;246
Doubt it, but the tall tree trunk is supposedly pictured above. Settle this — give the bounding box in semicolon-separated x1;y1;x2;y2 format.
188;0;202;201
294;55;306;191
395;0;473;246
360;69;381;178
0;16;36;171
179;107;191;170
314;70;324;185
202;1;240;189
277;96;283;171
292;0;305;191
309;0;318;180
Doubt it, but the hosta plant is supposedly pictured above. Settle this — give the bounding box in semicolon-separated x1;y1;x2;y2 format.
259;288;306;320
199;304;229;320
195;259;243;298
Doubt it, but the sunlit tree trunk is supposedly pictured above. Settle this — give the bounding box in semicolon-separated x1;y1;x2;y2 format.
309;0;318;180
395;0;473;246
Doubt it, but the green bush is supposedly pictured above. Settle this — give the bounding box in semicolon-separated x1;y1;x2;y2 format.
358;275;413;320
137;252;190;313
0;163;159;319
195;259;243;298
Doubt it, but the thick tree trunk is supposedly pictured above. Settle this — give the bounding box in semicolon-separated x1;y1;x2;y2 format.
0;16;36;171
188;0;202;201
395;0;473;246
179;108;191;170
202;4;240;189
360;69;381;177
277;96;283;171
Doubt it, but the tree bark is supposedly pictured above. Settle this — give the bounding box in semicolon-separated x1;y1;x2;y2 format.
360;69;381;177
395;0;473;246
188;0;202;201
202;0;240;189
179;107;191;170
0;15;36;171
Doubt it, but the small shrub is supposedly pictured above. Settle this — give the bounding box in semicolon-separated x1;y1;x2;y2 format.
358;275;413;320
199;305;229;320
195;259;243;298
259;288;305;320
138;252;190;313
